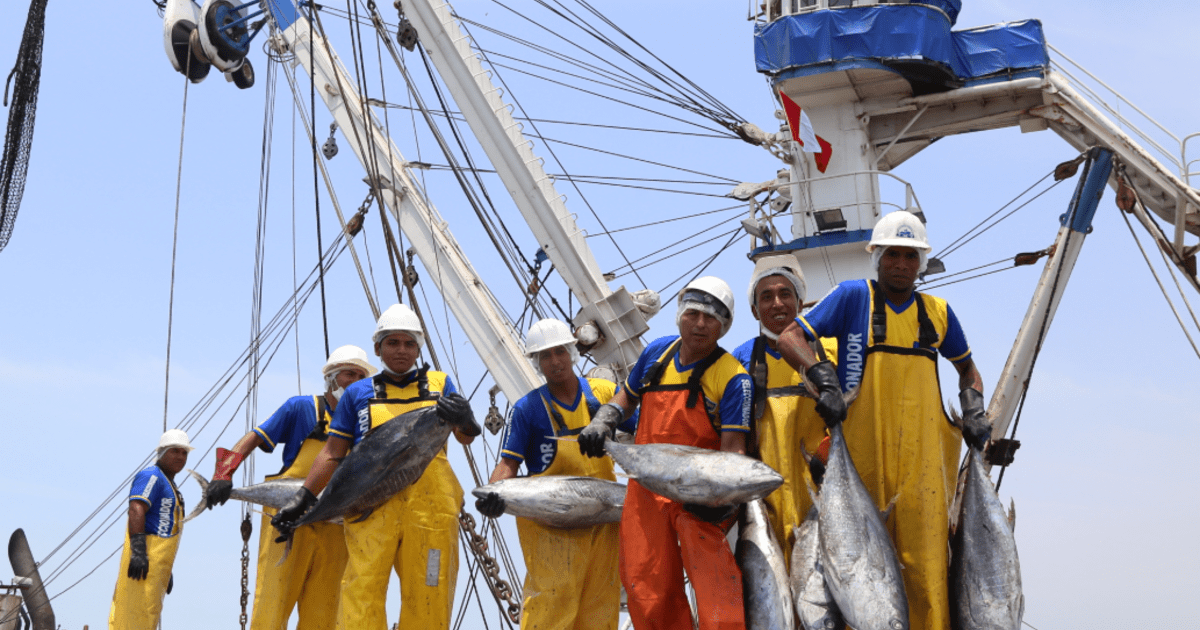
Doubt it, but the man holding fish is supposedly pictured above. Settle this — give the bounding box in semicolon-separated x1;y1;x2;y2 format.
272;303;479;630
204;345;374;630
476;318;635;630
776;210;992;630
579;276;752;630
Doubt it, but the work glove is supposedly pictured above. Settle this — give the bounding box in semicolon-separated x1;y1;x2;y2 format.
438;393;482;438
475;492;506;519
127;533;149;581
271;487;318;542
683;503;738;525
579;403;623;458
806;361;846;427
206;447;245;509
958;388;991;452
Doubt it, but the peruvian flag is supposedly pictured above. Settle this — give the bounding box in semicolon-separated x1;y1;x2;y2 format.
779;90;833;173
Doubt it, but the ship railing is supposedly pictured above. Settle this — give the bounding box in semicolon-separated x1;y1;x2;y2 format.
752;0;920;24
1048;44;1198;187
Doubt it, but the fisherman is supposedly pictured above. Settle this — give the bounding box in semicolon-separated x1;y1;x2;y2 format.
730;253;835;564
204;345;375;630
579;276;751;630
109;429;192;630
273;303;479;630
476;318;634;630
775;210;991;630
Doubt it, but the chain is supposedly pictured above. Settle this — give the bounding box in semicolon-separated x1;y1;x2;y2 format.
458;510;521;623
239;514;253;630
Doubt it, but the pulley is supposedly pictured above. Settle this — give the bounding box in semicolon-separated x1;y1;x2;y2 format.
484;385;505;435
323;123;339;159
162;0;211;83
396;18;418;51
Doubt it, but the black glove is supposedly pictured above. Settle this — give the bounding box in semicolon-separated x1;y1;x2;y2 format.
806;361;846;427
683;503;737;525
438;393;482;438
808;457;827;487
959;388;991;452
475;492;506;519
166;573;174;595
206;480;233;509
579;403;622;458
127;533;149;580
271;487;318;541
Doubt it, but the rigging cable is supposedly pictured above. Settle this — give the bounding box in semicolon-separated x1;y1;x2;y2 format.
310;2;331;356
162;62;192;432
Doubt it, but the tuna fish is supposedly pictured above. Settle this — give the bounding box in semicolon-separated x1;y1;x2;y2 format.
183;471;309;523
470;476;626;528
603;440;783;507
949;446;1023;630
790;506;844;630
736;498;795;630
815;422;908;630
287;404;476;530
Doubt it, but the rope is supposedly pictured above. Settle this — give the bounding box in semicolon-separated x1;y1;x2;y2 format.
162;68;192;432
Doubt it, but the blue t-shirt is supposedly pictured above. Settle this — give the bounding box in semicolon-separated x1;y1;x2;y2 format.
254;395;330;471
500;376;636;474
129;465;183;538
329;371;458;445
622;336;752;434
798;279;971;391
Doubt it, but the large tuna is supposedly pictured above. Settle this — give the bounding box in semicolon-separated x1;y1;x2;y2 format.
604;440;783;507
470;476;626;528
790;506;844;630
287;404;478;529
950;446;1023;630
183;471;308;523
815;422;908;630
736;498;795;630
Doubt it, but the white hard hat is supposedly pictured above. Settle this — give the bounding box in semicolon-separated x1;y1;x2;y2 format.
747;253;806;317
676;276;735;338
523;319;580;378
373;304;424;348
323;345;377;378
866;210;931;253
523;319;577;356
158;429;194;453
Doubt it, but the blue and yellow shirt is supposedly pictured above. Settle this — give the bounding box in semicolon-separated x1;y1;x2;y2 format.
329;370;457;445
253;395;331;471
798;279;970;392
129;465;183;538
500;376;636;474
623;335;752;434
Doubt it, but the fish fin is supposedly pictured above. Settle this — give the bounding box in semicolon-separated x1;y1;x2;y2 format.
947;406;962;428
881;493;900;522
275;538;293;567
613;471;637;480
1008;499;1017;532
807;485;820;512
182;470;208;524
547;435;579;442
842;385;860;406
349;508;375;524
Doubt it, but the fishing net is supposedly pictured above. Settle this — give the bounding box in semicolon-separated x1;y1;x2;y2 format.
0;0;48;253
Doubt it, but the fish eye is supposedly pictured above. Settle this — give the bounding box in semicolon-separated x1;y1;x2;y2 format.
890;620;903;630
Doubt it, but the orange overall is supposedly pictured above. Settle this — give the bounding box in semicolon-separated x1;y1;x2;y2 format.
620;342;745;630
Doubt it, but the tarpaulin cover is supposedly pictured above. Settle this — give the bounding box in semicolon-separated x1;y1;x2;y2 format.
754;7;1047;88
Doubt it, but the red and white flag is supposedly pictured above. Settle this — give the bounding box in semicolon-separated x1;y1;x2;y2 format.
779;90;833;173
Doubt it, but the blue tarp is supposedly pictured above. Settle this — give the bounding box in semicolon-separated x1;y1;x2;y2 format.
754;6;1048;90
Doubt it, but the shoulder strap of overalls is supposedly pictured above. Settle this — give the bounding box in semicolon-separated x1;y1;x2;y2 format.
303;395;331;442
870;280;939;350
538;376;599;437
685;347;726;409
370;364;439;404
640;339;682;393
750;336;769;422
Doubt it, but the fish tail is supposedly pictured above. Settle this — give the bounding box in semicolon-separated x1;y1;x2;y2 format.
182;470;209;523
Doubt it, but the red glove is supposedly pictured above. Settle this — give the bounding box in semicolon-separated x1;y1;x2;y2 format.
213;447;245;481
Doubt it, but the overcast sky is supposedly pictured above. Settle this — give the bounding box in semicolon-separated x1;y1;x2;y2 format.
1;1;1197;629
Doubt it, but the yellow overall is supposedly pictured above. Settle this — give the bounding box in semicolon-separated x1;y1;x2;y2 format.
516;378;621;630
338;371;462;630
748;338;837;566
844;284;962;630
253;396;349;630
108;481;183;630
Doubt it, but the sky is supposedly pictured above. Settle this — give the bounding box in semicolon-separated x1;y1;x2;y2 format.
1;1;1197;629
